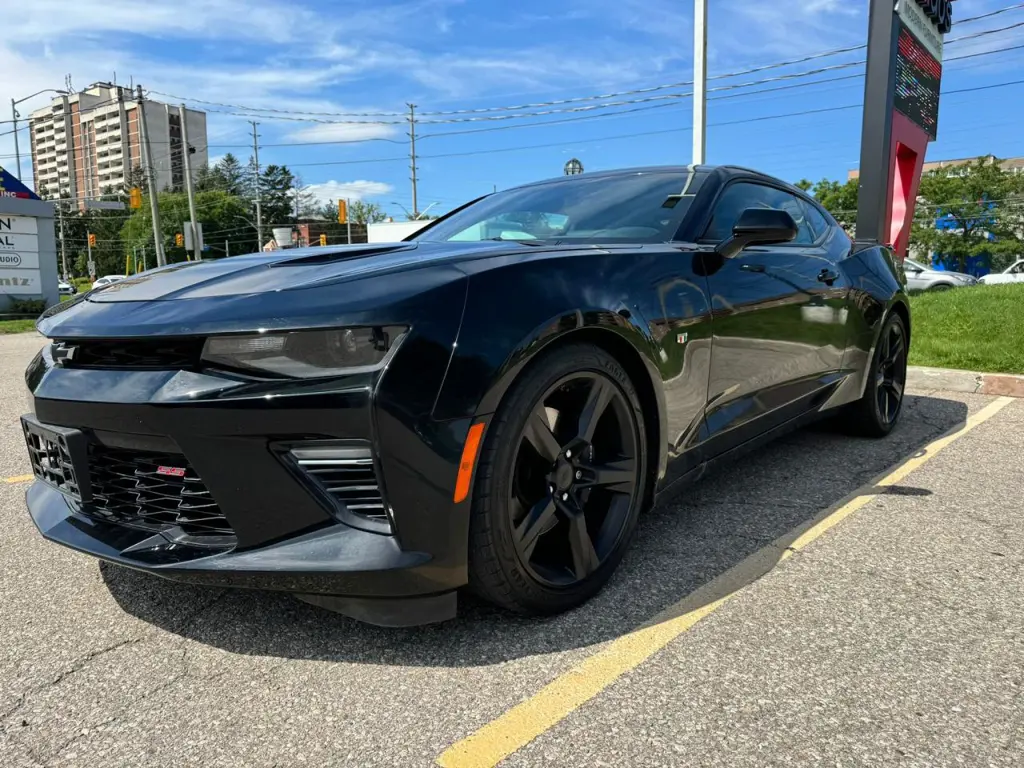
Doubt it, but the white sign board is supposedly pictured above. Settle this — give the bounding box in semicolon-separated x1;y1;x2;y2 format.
183;222;204;252
0;270;42;292
0;214;43;294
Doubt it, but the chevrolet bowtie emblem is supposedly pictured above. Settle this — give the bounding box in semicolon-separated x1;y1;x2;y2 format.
51;343;79;366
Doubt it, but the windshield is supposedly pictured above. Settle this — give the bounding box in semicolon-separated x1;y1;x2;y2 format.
412;170;707;244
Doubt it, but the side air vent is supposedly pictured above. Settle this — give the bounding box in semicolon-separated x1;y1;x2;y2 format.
283;441;391;533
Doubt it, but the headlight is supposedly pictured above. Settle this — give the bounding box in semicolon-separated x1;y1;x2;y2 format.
201;326;407;378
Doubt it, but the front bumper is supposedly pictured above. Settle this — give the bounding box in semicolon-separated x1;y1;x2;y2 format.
22;327;476;624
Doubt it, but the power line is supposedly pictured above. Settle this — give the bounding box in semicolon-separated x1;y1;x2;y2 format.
141;3;1024;123
279;75;1024;170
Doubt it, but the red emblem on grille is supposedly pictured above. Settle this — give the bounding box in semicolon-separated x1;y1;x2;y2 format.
156;466;187;478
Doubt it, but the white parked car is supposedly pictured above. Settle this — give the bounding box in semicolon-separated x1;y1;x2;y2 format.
903;260;977;291
91;274;126;290
58;280;77;296
978;259;1024;285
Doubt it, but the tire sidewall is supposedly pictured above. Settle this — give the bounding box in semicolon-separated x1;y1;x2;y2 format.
866;313;907;434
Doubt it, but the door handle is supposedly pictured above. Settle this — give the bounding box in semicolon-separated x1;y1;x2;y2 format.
817;269;839;286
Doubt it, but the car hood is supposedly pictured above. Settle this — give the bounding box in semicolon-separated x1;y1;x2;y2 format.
81;240;567;303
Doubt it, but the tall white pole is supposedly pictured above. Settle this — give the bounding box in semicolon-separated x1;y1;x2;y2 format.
346;199;352;244
693;0;708;165
179;105;200;260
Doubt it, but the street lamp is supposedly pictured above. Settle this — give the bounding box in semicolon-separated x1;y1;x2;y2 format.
392;200;439;220
564;158;584;176
11;89;66;182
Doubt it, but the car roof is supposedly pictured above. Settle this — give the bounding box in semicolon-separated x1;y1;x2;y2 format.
506;164;792;192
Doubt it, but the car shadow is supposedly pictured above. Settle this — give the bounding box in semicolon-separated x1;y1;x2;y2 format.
101;393;968;667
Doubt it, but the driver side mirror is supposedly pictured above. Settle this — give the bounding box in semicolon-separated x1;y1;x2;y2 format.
715;208;798;259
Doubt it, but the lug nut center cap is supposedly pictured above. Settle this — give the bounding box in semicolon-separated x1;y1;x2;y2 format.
554;462;574;492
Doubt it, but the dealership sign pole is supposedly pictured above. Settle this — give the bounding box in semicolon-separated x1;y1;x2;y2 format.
856;0;952;258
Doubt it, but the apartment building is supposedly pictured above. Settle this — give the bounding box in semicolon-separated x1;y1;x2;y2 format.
28;83;208;203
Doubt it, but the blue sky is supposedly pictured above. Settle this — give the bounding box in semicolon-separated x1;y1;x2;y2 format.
3;0;1024;219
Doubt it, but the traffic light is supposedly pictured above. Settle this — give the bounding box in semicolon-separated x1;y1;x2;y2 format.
87;233;96;247
129;187;142;209
337;199;347;224
319;233;327;246
175;233;184;247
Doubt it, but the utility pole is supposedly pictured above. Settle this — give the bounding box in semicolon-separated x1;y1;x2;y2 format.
346;199;352;245
225;240;229;258
250;121;264;250
11;99;21;181
58;204;68;279
179;104;200;260
136;85;166;266
692;0;708;165
407;103;419;218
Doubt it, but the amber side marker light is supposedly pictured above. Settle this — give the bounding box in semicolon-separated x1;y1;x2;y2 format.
454;422;486;503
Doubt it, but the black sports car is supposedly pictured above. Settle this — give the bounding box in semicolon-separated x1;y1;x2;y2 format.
22;165;909;626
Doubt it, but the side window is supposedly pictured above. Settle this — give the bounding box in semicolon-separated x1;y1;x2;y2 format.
703;182;815;245
800;199;831;242
1013;262;1024;274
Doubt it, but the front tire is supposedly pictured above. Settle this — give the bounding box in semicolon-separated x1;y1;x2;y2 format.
467;343;648;615
841;312;908;437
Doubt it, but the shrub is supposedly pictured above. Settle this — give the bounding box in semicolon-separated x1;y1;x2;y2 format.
8;298;48;315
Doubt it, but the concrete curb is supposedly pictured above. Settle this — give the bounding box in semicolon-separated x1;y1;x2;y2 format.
908;366;1024;398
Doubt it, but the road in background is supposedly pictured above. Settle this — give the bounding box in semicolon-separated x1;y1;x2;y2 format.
1;333;1020;767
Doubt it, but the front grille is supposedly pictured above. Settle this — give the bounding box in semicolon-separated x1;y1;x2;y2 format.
23;427;85;499
288;443;388;524
57;338;205;370
84;445;234;538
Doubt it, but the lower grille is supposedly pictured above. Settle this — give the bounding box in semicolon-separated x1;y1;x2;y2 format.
84;445;234;538
286;442;389;528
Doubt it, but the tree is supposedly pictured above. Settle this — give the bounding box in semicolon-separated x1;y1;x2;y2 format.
208;153;247;196
349;199;387;225
291;176;319;220
259;164;296;227
912;157;1024;273
121;189;258;261
795;179;813;192
810;178;859;230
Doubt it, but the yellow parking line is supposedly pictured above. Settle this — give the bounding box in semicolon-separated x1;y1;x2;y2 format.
436;396;1015;768
3;474;34;484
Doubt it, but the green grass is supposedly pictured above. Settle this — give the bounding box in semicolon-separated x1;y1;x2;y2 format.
0;319;37;334
908;283;1024;374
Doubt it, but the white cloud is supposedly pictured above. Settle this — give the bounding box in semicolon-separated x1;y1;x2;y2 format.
284;123;402;144
305;180;393;203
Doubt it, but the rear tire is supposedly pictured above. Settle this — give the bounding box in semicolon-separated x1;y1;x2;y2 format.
840;312;908;437
468;343;648;616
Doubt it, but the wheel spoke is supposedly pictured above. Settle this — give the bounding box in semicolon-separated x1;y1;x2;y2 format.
577;378;615;445
567;513;600;579
583;459;636;493
885;378;904;400
523;408;562;463
885;335;905;367
880;387;890;422
514;496;558;561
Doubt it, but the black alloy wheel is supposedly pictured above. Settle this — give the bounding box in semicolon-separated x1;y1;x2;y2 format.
875;318;907;427
468;344;648;615
510;372;640;588
841;311;908;437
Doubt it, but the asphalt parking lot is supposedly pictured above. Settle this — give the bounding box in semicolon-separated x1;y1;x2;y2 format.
1;331;1022;767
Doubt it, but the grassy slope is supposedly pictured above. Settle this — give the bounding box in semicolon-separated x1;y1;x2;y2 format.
0;319;37;334
909;284;1024;375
